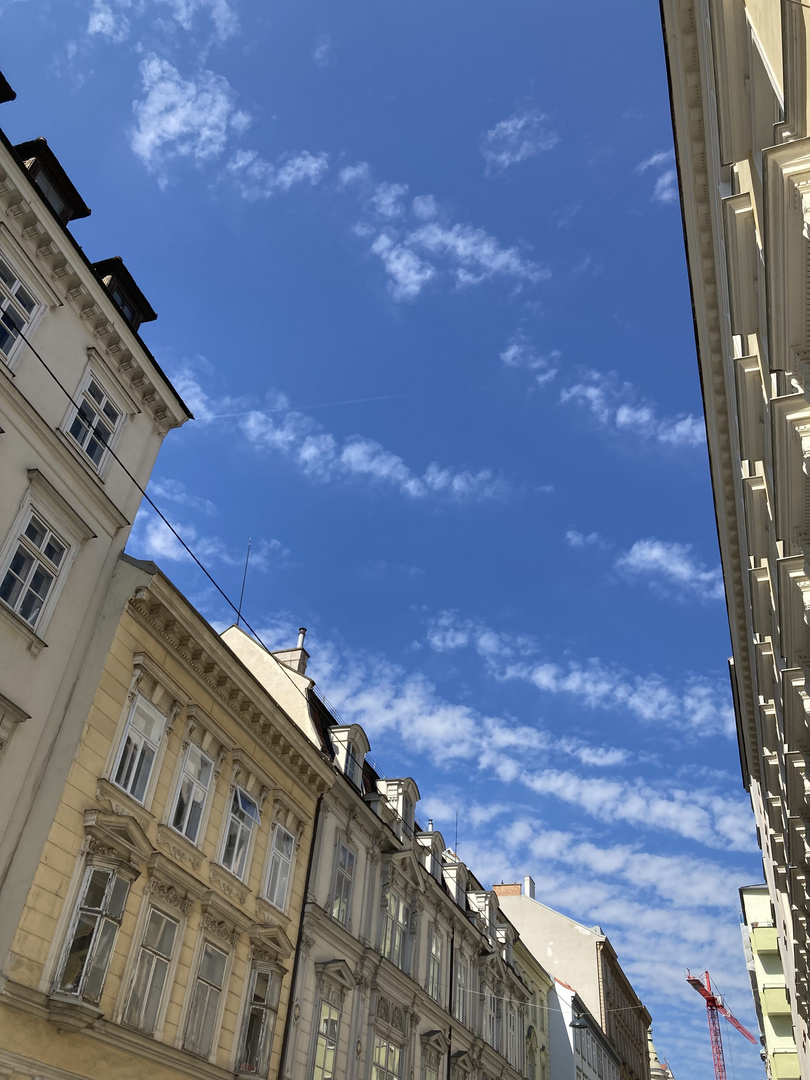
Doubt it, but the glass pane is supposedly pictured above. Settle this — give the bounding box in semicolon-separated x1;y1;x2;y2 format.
201;985;220;1053
0;566;25;607
185;787;204;842
0;258;13;285
253;971;270;1003
114;733;139;790
142;955;168;1032
125;949;154;1026
59;911;98;992
15;286;35;314
24;517;47;548
188;745;212;785
108;874;130;919
28;565;54;600
130;743;155;802
43;535;66;567
103;399;120;424
84;917;117;1001
238;789;259;822
133;697;164;742
86;434;106;466
88;380;104;405
173;777;191;831
200;943;226;987
241;1005;266;1070
184;981;208;1053
84;868;112;909
276;827;294;859
231;823;249;878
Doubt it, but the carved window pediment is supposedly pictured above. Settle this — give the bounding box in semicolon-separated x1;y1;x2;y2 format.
83;808;153;871
315;958;355;992
250;921;294;962
421;1029;449;1056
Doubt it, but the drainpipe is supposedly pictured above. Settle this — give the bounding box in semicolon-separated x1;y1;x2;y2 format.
278;792;324;1078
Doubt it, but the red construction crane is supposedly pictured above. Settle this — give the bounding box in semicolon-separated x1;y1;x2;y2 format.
686;970;758;1080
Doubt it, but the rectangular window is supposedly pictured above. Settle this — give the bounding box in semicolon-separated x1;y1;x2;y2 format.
372;1036;402;1080
454;957;467;1024
67;374;122;469
330;841;355;925
56;866;130;1002
382;891;409;969
485;987;498;1050
184;941;227;1057
171;743;214;844
222;788;260;880
345;741;360;785
425;1066;439;1080
265;823;294;908
311;1000;340;1080
0;510;67;629
239;968;280;1076
0;256;36;364
112;694;165;804
123;907;178;1032
508;1005;518;1066
427;930;442;1002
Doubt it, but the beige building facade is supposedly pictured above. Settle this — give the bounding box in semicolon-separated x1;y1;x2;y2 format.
0;77;190;978
661;0;810;1068
0;563;333;1080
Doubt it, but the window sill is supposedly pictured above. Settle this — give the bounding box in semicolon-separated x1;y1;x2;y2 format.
96;777;155;832
156;823;204;872
0;598;48;656
47;992;103;1033
255;895;291;929
210;861;251;906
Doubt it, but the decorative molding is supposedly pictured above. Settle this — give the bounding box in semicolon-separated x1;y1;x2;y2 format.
156;824;203;871
210;863;248;906
95;778;152;832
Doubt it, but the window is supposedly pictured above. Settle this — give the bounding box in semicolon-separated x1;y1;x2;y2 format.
56;866;130;1002
454;957;467;1024
372;1036;402;1080
112;694;165;804
171;743;214;844
123;908;178;1032
311;1000;340;1080
66;373;122;469
425;1064;439;1080
427;930;442;1002
222;788;260;880
382;891;409;969
0;510;67;629
265;824;294;908
184;941;228;1057
0;256;36;364
485;987;498;1049
238;968;280;1076
508;1006;518;1066
330;841;355;926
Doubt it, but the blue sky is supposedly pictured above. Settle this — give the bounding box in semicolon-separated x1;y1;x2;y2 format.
1;1;765;1076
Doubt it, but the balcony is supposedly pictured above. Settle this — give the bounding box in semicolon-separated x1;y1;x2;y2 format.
761;986;791;1015
770;1050;800;1079
750;925;779;953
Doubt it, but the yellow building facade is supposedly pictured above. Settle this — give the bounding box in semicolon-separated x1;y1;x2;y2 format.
0;558;333;1080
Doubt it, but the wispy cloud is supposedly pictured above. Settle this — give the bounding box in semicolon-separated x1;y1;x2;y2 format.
480;109;559;173
424;609;735;738
560;370;705;448
149;477;218;517
131;54;250;178
240;393;509;501
87;0;131;42
155;0;238;40
500;330;560;386
565;529;604;548
636;149;678;205
129;508;289;570
338;166;548;302
616;538;724;601
226;149;329;200
313;33;333;66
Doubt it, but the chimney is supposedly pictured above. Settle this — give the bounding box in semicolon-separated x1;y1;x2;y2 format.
271;627;310;675
492;882;522;897
524;875;536;900
428;818;434;832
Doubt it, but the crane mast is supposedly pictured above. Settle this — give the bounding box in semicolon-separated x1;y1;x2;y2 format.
686;969;757;1080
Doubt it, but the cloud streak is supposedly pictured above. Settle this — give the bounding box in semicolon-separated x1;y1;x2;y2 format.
616;538;724;601
481;109;559;172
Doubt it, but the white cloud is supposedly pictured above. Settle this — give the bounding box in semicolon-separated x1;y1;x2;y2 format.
616;538;724;601
157;0;238;39
227;148;329;199
560;371;705;448
500;331;560;386
565;529;604;547
411;194;438;220
636;150;678;205
240;399;508;501
409;222;547;288
371;182;409;219
424;609;735;738
338;161;371;187
369;233;436;301
481;109;559;172
313;33;332;66
87;0;130;41
150;477;218;516
129;508;289;569
131;54;249;176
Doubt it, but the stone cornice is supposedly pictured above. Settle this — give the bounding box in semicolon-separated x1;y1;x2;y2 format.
661;0;760;779
0;149;187;434
127;578;333;800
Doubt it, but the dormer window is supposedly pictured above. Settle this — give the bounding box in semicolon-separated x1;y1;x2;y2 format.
329;725;369;791
92;257;157;332
345;741;359;785
14;138;90;226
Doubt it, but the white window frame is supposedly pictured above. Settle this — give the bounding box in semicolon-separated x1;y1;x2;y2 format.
237;965;281;1076
507;1004;518;1067
427;928;442;1002
110;693;167;807
53;864;131;1004
454;955;467;1025
220;786;261;882
0;244;45;370
310;998;341;1080
329;839;355;926
372;1034;403;1080
170;741;215;845
381;890;409;969
264;821;295;910
182;937;230;1060
122;905;180;1033
62;365;126;477
485;986;498;1050
0;506;70;632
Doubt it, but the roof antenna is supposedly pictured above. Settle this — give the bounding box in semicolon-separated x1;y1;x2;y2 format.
237;538;251;628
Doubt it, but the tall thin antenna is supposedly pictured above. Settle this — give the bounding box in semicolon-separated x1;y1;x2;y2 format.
237;538;251;628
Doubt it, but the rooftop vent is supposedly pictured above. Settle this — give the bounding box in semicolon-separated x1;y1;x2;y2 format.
14;138;90;225
92;256;157;330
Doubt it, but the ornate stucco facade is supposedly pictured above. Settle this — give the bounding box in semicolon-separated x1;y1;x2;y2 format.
660;0;810;1068
0;564;332;1080
0;76;190;978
